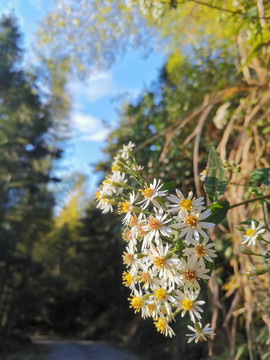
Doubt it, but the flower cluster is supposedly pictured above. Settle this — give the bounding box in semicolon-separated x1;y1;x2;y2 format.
95;142;216;341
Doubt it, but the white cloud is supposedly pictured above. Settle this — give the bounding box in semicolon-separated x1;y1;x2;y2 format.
69;72;119;103
70;112;111;143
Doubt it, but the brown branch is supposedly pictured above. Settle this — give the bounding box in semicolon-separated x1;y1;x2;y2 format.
193;97;212;197
135;86;249;156
208;271;222;356
158;86;249;162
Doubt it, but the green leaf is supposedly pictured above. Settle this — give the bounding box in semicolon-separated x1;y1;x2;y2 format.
161;182;175;192
204;147;227;203
250;168;270;186
206;201;230;225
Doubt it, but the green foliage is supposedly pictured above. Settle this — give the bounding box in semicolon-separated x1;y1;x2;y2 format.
0;14;64;336
206;201;230;225
250;168;270;186
204;147;227;203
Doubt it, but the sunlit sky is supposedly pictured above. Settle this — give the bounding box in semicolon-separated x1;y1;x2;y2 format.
1;0;165;195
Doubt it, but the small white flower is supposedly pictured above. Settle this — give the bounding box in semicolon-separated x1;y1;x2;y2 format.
172;208;215;245
150;284;177;317
179;255;210;290
242;221;265;247
142;209;171;245
174;290;205;323
119;141;136;160
186;322;215;343
95;188;113;214
118;191;138;224
168;190;205;216
128;288;149;319
102;171;126;194
146;242;181;287
183;237;217;263
138;262;159;291
199;169;206;182
154;315;175;337
137;178;167;210
122;245;139;271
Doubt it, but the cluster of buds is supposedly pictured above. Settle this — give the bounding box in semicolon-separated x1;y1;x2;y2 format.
238;220;270;279
95;142;216;342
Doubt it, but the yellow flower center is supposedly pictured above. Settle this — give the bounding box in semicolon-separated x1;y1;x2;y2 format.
147;303;156;314
185;215;198;228
184;270;196;282
122;272;133;286
154;256;166;268
104;179;111;185
180;199;193;211
128;215;138;227
141;186;154;199
129;296;143;313
199;335;206;342
112;165;118;172
96;191;101;200
246;228;255;237
195;244;206;257
122;228;132;242
182;299;194;311
155;288;167;301
122;252;134;266
154;318;166;334
141;271;151;284
118;200;131;214
149;216;162;230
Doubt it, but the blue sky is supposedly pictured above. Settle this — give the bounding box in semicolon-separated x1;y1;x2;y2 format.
0;0;165;196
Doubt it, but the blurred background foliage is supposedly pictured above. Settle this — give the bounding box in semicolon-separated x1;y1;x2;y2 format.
0;1;270;359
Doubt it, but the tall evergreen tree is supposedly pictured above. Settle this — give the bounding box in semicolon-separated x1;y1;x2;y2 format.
0;14;63;336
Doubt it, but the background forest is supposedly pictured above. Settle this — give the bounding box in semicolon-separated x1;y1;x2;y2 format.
0;1;270;359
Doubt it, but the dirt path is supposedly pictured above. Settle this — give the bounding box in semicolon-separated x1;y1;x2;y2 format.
32;337;140;360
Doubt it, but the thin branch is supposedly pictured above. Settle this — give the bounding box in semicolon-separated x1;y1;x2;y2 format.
229;194;270;209
135;86;249;155
189;0;270;19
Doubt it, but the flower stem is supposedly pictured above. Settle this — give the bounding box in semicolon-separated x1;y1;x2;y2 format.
229;195;270;209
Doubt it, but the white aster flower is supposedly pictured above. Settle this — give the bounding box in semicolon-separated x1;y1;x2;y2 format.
172;208;215;245
183;237;217;264
138;261;161;291
95;188;113;214
150;284;177;317
129;214;148;242
128;288;149;319
137;178;167;210
174;290;205;323
122;245;139;271
118;191;138;224
122;268;137;292
199;169;206;182
119;141;136;160
154;316;175;337
242;220;265;247
142;210;171;245
186;322;215;343
179;255;210;290
102;171;126;194
168;190;205;216
146;242;181;287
